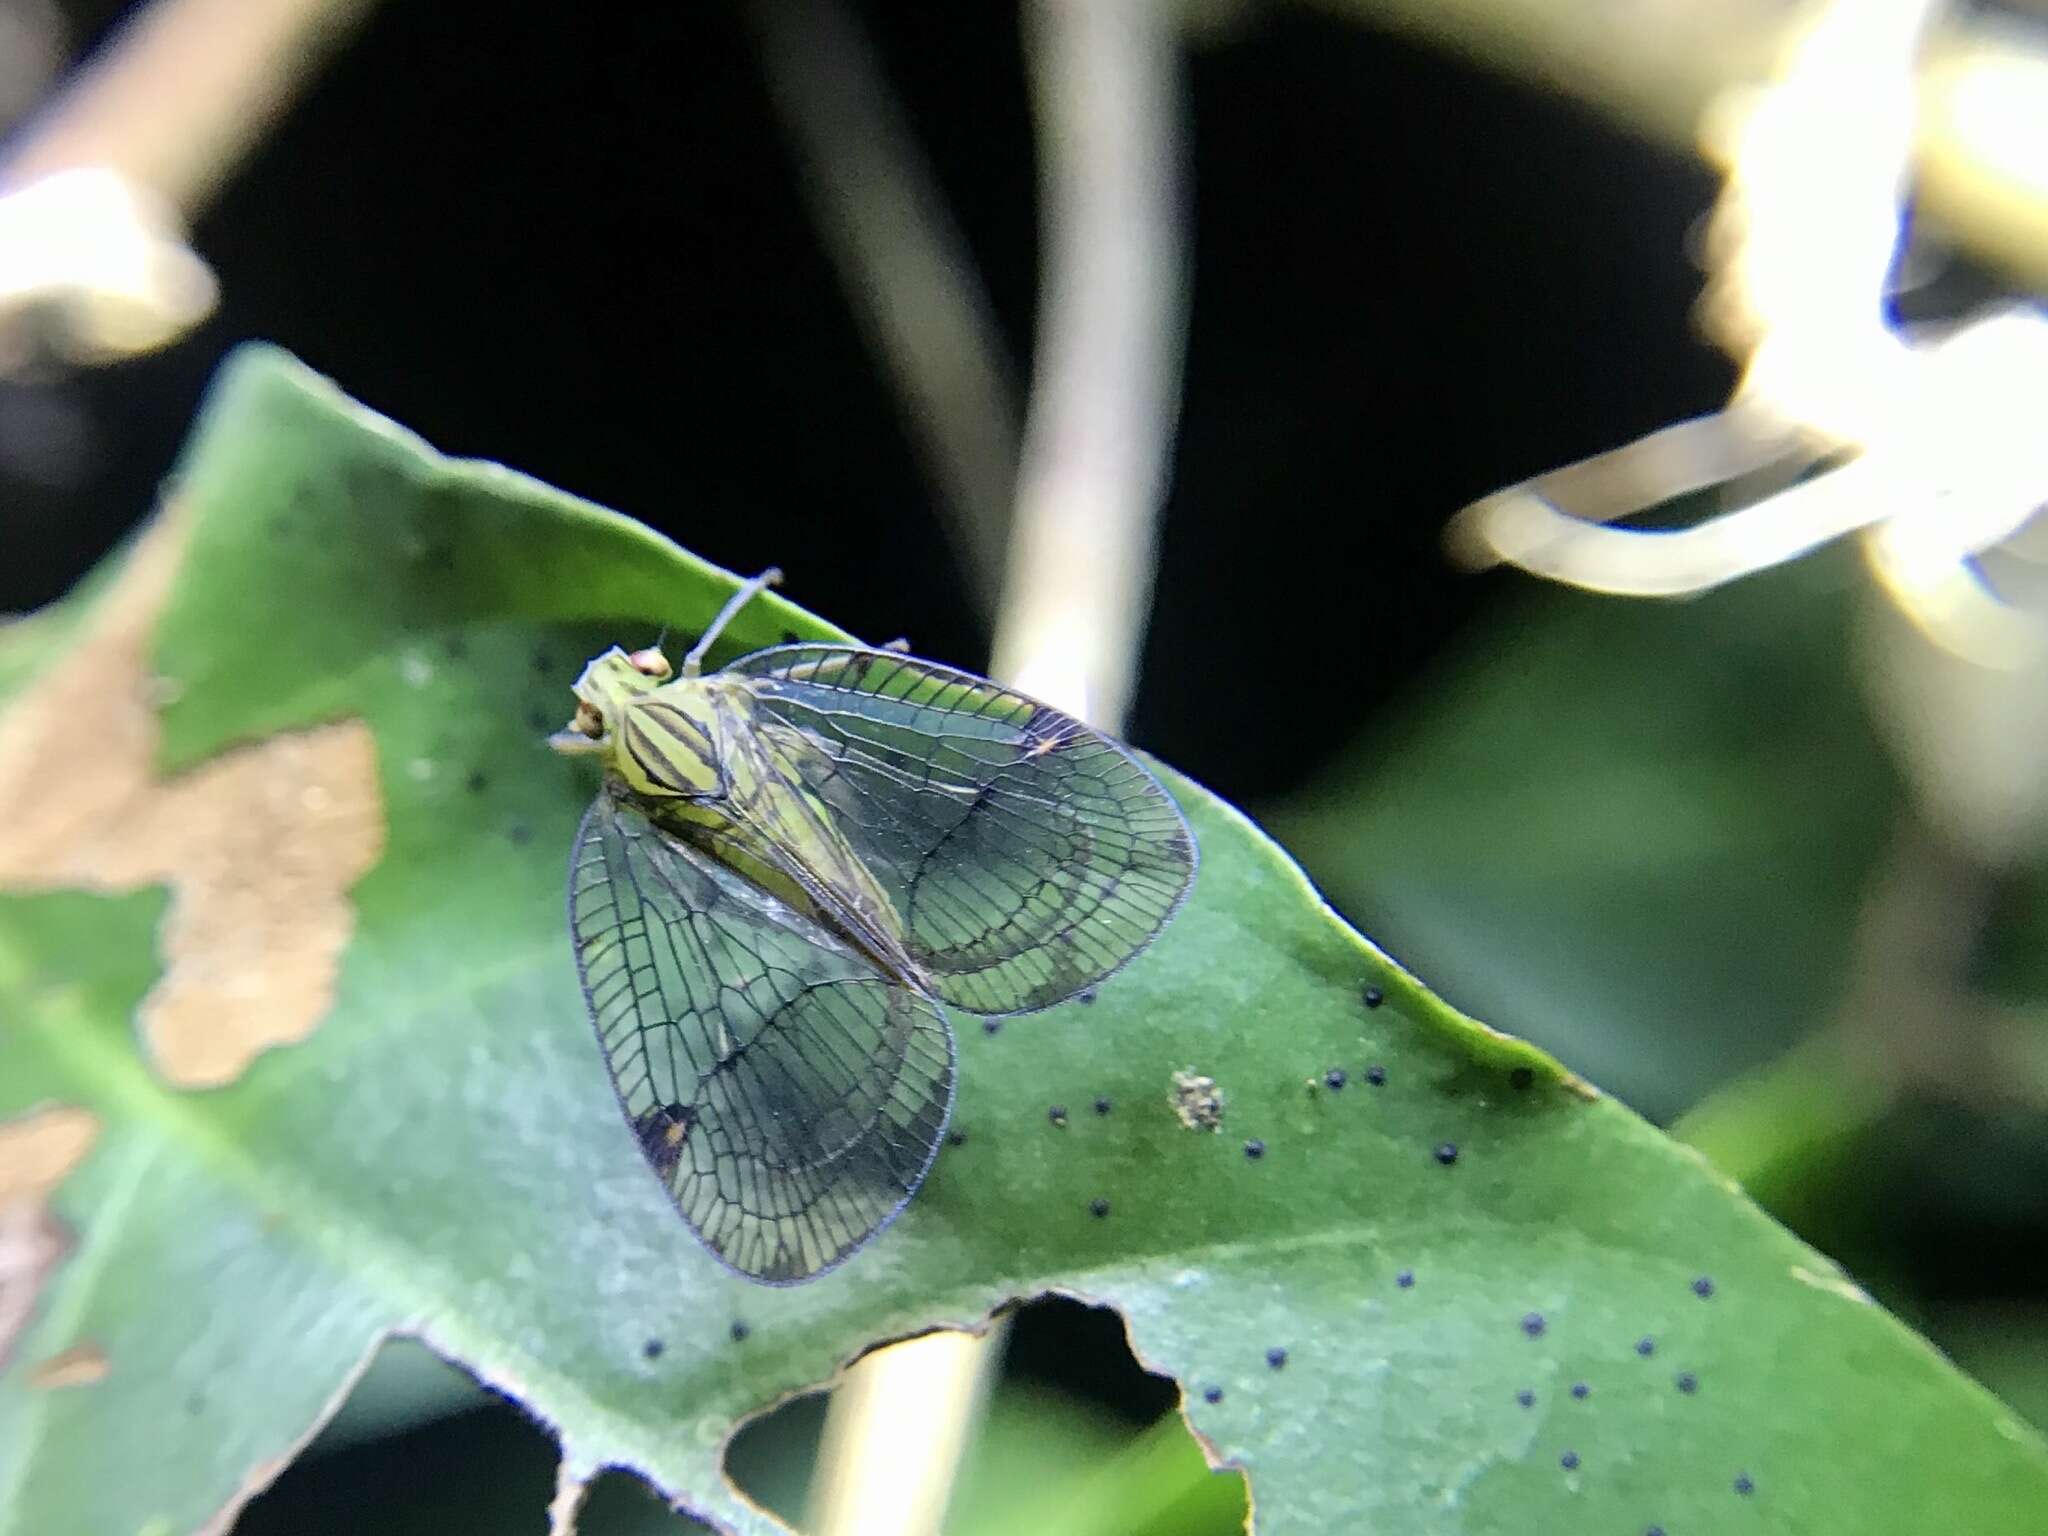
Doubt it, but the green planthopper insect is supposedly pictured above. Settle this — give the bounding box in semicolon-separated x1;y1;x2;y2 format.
551;570;1196;1284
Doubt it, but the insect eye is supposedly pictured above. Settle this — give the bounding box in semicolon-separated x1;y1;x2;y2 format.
573;700;605;738
627;647;672;680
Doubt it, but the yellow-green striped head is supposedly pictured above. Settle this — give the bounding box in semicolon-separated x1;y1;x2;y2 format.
552;646;663;752
552;644;726;800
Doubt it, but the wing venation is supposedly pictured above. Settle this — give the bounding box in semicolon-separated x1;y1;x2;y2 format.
569;791;954;1284
726;645;1197;1016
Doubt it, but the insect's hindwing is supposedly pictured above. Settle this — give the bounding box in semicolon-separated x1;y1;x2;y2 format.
724;646;1198;1017
569;791;954;1284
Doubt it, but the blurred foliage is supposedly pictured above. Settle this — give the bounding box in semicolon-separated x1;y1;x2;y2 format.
1266;531;2048;1433
1265;549;1899;1124
3;348;2046;1536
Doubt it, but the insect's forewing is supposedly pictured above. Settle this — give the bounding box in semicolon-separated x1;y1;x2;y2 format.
569;790;954;1284
725;646;1197;1017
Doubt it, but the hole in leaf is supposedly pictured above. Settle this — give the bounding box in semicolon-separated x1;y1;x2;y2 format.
724;1388;829;1530
236;1340;555;1535
579;1467;711;1530
725;1298;1247;1532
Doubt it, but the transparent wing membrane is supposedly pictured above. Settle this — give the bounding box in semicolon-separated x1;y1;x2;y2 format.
569;793;954;1283
728;646;1197;1016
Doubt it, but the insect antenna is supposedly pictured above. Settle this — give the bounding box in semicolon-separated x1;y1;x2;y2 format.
683;568;783;677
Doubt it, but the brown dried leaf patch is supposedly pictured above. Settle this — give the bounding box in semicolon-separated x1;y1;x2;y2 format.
0;505;385;1087
29;1341;109;1389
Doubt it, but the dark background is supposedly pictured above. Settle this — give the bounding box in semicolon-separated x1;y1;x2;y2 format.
3;0;1730;806
3;2;1756;1527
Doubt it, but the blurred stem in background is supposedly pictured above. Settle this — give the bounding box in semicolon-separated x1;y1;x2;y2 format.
793;0;1190;1531
0;0;378;370
987;0;1188;730
746;0;1023;620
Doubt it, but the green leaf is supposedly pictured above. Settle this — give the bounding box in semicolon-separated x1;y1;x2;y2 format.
3;345;2043;1535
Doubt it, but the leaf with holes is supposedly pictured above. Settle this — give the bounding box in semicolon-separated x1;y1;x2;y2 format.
1;345;2044;1535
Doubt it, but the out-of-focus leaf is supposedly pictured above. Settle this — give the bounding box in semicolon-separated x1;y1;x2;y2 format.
1264;555;1900;1121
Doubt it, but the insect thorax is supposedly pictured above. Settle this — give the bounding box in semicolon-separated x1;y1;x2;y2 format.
609;682;728;800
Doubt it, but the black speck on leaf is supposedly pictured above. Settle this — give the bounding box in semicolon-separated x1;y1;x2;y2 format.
1089;1197;1110;1218
1395;1269;1414;1289
1560;1451;1580;1471
1362;985;1385;1009
1676;1371;1699;1395
781;630;802;644
1434;1142;1459;1166
507;823;533;846
1509;1067;1534;1090
1325;1068;1347;1090
1692;1276;1716;1299
1570;1382;1590;1400
466;770;488;794
1365;1065;1386;1086
1734;1474;1755;1496
1077;988;1098;1005
982;1019;1002;1036
1203;1385;1223;1404
730;1321;751;1343
946;1129;968;1147
1636;1336;1655;1357
1522;1312;1547;1338
1093;1096;1112;1115
1516;1389;1535;1408
1266;1347;1287;1369
1048;1105;1068;1128
642;1339;664;1360
1243;1139;1265;1161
